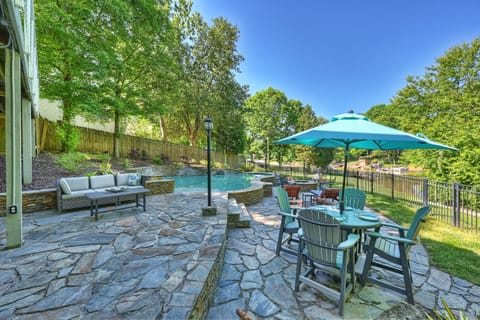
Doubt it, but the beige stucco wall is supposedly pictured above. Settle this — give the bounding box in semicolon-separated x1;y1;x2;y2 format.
39;99;115;133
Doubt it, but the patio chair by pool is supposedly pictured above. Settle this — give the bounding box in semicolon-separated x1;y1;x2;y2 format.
275;187;301;255
360;206;432;304
315;188;340;205
295;208;359;316
283;184;303;207
338;188;366;210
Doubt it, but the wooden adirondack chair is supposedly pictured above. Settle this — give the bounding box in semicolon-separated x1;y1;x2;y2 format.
360;206;432;304
275;188;300;255
339;188;366;210
295;208;359;316
283;184;303;207
315;188;340;205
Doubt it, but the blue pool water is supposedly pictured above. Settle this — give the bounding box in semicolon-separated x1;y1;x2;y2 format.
165;174;254;192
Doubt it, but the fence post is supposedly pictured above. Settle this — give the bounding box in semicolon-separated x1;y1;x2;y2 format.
452;183;460;227
370;172;374;194
422;178;429;207
356;171;360;189
391;173;395;201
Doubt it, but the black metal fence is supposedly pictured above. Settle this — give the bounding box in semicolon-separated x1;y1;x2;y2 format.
250;161;480;232
325;169;480;232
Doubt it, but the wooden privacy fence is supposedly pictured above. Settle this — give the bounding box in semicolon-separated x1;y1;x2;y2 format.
0;115;4;153
0;116;244;168
324;169;480;233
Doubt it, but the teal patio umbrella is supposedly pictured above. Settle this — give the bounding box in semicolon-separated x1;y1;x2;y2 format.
275;112;458;213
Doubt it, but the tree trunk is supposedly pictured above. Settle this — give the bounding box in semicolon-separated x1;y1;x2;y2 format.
113;110;120;159
265;137;270;170
61;100;74;152
159;116;166;140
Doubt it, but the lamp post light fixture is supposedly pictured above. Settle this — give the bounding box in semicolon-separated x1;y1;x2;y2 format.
202;115;216;216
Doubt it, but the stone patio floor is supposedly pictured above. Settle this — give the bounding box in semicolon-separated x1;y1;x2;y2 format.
0;189;479;319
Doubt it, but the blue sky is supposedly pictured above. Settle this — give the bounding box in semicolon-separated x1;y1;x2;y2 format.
192;0;480;119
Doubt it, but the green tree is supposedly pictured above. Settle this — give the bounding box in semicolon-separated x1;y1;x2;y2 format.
368;38;480;184
36;1;105;151
36;0;180;156
243;88;298;169
170;7;246;148
92;0;180;158
293;109;334;169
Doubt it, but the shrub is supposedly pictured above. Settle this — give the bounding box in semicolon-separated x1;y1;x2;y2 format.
55;123;80;152
153;157;163;165
128;148;140;159
160;154;169;163
54;152;88;172
97;158;115;175
253;166;265;173
122;158;132;169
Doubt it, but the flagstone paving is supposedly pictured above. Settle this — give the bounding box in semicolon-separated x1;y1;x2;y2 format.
0;189;479;319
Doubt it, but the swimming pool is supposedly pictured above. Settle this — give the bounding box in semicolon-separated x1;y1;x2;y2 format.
165;174;254;192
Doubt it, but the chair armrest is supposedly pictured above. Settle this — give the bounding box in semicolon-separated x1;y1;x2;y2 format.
338;233;360;250
380;222;409;232
366;231;416;245
278;210;296;219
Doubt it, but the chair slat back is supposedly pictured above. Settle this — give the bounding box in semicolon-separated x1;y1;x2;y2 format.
276;188;294;224
406;206;432;242
339;188;366;210
298;208;342;266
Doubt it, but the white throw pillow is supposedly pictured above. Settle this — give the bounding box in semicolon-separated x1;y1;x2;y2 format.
59;179;72;195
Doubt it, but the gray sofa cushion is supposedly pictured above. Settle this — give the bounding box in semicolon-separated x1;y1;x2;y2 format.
63;177;89;193
90;175;115;189
116;173;130;186
62;190;93;200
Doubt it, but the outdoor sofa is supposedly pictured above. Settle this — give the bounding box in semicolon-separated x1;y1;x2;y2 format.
56;173;146;214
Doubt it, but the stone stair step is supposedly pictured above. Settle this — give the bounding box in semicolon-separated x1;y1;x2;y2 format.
227;198;250;229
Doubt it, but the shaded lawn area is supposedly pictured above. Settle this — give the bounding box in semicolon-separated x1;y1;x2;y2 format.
366;193;480;285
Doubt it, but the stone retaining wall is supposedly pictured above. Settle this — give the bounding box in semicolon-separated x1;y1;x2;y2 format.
227;181;272;206
0;189;57;214
189;240;227;319
295;182;318;192
145;179;175;195
0;180;174;215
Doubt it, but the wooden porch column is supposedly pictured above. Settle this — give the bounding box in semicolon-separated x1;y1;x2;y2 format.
5;47;23;249
22;97;33;184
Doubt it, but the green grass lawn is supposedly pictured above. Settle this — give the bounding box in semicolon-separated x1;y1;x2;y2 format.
366;193;480;285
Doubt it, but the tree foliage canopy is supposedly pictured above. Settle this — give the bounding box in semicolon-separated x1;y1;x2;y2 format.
35;1;480;184
366;37;480;184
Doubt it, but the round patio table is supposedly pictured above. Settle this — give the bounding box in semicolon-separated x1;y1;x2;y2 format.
312;205;382;256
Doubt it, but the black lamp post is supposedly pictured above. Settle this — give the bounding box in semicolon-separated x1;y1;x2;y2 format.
204;116;213;208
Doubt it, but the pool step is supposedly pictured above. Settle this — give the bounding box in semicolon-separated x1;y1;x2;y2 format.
227;198;251;229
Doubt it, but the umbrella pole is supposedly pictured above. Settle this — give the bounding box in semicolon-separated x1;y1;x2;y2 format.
340;145;349;215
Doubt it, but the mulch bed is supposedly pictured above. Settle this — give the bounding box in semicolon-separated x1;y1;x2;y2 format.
0;154;153;193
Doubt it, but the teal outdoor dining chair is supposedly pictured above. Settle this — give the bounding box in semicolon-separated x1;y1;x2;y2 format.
275;187;301;255
295;208;359;316
339;188;366;210
360;206;432;304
